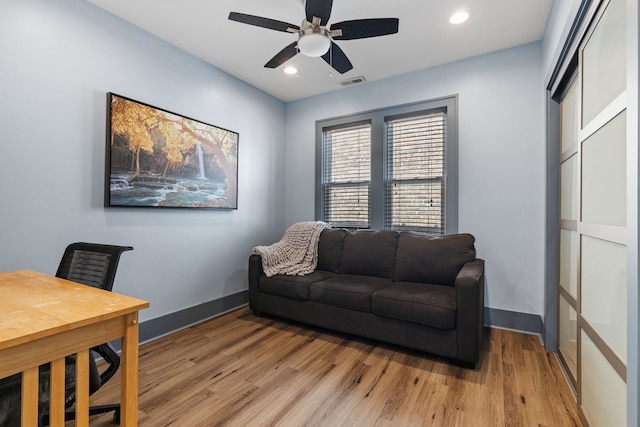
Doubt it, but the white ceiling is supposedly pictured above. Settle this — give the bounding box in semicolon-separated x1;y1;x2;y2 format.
87;0;553;102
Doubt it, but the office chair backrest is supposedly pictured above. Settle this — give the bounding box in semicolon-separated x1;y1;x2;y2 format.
55;242;133;291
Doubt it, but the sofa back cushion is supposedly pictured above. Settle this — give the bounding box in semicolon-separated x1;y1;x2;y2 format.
340;230;398;279
395;232;476;286
317;228;348;273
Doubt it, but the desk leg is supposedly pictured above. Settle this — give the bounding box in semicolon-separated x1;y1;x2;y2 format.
21;367;39;427
75;349;90;427
121;312;140;426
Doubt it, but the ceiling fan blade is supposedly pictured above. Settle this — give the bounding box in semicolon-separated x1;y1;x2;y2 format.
321;42;353;74
228;12;299;33
305;0;333;26
331;18;399;40
264;42;299;69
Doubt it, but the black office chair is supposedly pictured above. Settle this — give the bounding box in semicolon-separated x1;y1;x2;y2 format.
0;242;133;426
53;242;134;425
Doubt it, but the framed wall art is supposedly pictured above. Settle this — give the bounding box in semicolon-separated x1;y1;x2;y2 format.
105;93;239;209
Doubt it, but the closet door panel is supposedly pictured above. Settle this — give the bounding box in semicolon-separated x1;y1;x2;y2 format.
580;331;626;427
581;111;626;227
561;154;578;222
559;295;578;379
581;235;627;361
559;228;579;297
581;0;626;126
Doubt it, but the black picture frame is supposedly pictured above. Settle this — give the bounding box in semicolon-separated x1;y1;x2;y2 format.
105;93;239;209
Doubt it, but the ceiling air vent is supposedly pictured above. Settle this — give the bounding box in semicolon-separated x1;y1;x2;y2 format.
340;76;367;87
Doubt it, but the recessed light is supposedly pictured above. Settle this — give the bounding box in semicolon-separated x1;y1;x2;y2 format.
450;10;470;24
284;66;298;75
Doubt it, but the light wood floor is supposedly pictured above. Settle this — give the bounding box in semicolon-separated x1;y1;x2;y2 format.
87;306;582;426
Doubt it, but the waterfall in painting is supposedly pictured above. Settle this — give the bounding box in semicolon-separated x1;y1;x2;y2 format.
196;144;206;179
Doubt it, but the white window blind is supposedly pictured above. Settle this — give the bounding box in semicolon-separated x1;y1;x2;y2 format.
322;123;371;228
385;110;446;233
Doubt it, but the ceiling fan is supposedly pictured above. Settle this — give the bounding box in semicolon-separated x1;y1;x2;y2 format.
228;0;399;74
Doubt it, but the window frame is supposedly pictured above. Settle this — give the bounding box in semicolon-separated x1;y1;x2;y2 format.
315;95;458;233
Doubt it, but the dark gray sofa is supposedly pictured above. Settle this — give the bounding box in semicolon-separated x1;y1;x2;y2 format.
248;229;485;367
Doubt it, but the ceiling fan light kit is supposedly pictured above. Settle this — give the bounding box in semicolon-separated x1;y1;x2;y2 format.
297;27;331;57
228;0;399;74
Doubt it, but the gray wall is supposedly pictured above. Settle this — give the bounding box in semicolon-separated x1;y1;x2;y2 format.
0;0;287;322
284;43;546;320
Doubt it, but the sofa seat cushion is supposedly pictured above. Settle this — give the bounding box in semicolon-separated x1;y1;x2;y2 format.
310;275;392;312
372;282;456;329
259;270;336;300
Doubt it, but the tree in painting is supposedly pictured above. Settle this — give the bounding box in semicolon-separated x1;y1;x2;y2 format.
108;94;238;208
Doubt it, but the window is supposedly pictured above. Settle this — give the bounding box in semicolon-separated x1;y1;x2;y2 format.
321;122;371;228
386;110;446;233
315;96;458;234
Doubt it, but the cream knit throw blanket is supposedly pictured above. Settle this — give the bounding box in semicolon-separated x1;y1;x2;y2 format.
252;221;330;277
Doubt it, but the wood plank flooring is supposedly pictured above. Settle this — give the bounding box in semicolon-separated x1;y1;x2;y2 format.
87;306;582;426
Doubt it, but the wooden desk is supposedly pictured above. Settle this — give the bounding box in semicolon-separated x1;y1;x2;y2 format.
0;270;149;426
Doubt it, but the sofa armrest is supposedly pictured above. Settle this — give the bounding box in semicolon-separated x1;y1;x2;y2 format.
454;259;485;365
248;254;264;315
